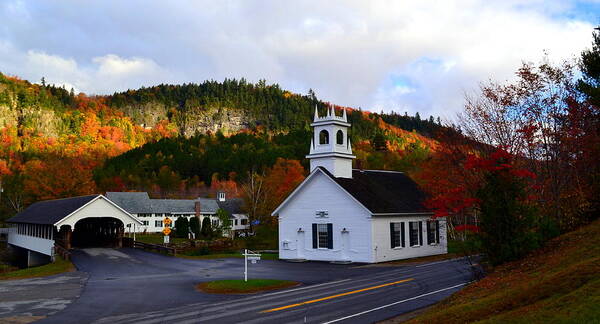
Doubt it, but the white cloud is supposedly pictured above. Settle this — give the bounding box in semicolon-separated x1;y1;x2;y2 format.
0;0;597;118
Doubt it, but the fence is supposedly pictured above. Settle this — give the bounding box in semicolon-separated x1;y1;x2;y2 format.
54;244;71;261
132;241;177;255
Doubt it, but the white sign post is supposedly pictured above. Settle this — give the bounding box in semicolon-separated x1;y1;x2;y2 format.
243;249;261;282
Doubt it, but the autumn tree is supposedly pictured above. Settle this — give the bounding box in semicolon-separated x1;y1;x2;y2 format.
241;168;265;230
262;158;305;216
242;159;305;229
459;58;596;230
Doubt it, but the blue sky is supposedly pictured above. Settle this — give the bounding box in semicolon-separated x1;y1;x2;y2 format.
0;1;597;119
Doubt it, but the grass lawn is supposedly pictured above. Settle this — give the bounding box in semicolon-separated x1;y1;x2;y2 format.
396;219;600;324
134;233;188;245
197;279;299;294
178;252;279;260
0;255;74;280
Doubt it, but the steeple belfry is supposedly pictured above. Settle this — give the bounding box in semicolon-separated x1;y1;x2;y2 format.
307;106;355;178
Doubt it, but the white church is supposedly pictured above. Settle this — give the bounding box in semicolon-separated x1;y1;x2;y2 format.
272;107;447;263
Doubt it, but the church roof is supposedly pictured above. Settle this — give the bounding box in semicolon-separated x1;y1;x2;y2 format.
272;167;432;215
7;195;100;225
318;167;431;214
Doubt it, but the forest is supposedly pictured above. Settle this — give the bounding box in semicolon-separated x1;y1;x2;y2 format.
0;70;448;224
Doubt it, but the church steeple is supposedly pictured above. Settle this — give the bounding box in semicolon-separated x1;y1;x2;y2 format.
307;106;355;178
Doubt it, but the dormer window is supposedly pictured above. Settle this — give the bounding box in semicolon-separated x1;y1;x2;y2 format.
218;192;226;202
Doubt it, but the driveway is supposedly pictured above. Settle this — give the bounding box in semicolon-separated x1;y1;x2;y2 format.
6;248;477;323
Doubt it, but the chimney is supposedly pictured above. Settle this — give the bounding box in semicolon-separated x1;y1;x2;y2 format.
218;191;226;202
194;201;201;217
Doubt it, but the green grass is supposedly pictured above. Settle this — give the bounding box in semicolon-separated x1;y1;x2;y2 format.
178;252;279;260
0;255;74;280
134;233;188;245
401;219;600;324
197;279;298;294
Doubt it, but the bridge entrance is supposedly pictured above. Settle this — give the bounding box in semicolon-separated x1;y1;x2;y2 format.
71;217;124;248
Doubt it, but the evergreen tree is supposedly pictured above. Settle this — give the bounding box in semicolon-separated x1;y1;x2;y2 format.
189;216;200;239
579;26;600;106
372;132;387;151
477;167;538;265
175;216;189;238
201;217;213;239
216;208;232;237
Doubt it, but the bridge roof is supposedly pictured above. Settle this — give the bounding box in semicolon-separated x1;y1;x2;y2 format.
7;195;100;225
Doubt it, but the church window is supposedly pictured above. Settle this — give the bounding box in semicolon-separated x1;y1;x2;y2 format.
390;222;405;248
319;130;329;144
336;130;344;145
427;220;440;244
409;221;423;247
312;223;333;249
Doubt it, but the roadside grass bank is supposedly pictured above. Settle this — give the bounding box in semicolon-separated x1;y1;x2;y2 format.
196;279;299;294
0;255;74;280
390;219;600;323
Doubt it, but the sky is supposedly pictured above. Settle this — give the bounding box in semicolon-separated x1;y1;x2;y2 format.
0;1;598;119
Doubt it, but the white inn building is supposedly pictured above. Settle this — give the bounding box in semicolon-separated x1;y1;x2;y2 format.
272;107;447;263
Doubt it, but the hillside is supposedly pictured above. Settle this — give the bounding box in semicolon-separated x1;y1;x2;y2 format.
397;219;600;323
0;72;460;220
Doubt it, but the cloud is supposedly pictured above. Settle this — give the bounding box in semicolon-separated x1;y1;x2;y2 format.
0;0;597;118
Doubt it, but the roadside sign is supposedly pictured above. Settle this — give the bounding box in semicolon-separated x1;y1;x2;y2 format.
164;217;172;227
162;227;171;236
243;249;262;281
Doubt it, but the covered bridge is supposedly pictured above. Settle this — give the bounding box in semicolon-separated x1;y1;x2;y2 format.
7;194;141;267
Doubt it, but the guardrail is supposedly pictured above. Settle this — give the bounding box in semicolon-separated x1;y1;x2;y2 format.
133;241;177;255
54;243;71;261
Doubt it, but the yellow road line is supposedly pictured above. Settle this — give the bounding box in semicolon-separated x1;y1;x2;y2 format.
260;278;414;313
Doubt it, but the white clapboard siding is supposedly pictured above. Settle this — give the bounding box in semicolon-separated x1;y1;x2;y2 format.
278;171;373;263
371;216;448;263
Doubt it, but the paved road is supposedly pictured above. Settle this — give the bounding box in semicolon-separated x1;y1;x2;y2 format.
38;248;476;324
0;272;86;323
